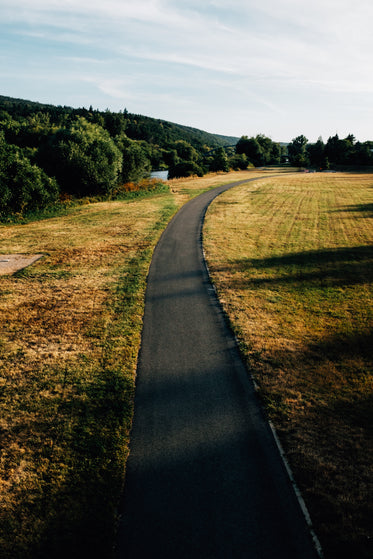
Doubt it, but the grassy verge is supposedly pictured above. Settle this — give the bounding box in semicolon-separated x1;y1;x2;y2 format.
204;173;373;559
1;180;170;225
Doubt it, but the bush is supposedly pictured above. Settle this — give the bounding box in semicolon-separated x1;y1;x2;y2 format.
168;161;204;179
112;178;168;199
229;153;250;170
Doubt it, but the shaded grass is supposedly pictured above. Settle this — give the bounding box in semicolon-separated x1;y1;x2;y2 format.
204;173;373;559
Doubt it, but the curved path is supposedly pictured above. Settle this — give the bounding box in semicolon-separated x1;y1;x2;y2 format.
116;179;320;558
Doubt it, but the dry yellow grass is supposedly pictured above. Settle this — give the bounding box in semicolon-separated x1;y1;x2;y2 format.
0;168;325;557
0;197;167;362
0;169;272;557
168;168;288;205
0;193;178;558
204;173;373;559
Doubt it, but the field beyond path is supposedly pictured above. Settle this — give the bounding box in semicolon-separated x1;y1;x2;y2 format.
204;173;373;559
116;179;319;558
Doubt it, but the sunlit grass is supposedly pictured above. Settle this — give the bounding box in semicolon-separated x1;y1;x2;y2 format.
168;167;288;204
204;173;373;559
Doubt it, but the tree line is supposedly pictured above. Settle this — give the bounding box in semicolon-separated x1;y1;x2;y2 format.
1;95;372;218
236;133;373;169
286;133;373;168
0;96;239;217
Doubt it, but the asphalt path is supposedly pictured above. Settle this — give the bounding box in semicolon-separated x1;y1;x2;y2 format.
116;179;320;558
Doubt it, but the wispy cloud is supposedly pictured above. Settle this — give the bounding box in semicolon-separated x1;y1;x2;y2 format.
1;0;372;140
3;0;373;87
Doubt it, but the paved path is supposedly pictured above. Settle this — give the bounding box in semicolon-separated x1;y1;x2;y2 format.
116;179;320;558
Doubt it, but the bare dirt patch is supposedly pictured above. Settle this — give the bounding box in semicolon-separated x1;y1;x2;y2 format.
0;254;43;275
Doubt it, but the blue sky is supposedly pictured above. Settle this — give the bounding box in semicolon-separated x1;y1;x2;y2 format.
1;0;372;142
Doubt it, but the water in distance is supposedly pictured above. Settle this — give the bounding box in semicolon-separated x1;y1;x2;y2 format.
151;170;169;181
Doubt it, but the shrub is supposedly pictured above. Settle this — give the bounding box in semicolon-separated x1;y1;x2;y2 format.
168;161;204;179
229;153;250;170
111;178;168;199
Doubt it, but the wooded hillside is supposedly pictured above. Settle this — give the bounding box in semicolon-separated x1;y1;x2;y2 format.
0;95;240;217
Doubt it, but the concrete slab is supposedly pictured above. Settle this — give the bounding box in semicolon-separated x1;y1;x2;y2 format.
0;254;43;276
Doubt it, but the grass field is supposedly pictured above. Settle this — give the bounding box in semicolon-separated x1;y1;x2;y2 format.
0;169;267;558
2;168;371;558
204;173;373;559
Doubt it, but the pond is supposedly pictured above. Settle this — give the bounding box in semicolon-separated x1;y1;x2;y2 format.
150;170;169;181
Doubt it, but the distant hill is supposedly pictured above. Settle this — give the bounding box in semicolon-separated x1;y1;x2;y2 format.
0;94;244;213
0;95;239;149
172;122;239;147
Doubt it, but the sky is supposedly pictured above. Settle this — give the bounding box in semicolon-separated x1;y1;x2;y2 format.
1;0;372;142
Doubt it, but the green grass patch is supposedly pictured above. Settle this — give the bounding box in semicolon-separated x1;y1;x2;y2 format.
0;181;169;225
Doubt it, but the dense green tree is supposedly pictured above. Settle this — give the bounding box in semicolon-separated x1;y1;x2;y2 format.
162;148;179;168
0;132;59;215
353;142;373;165
325;134;356;165
236;134;281;166
345;133;356;145
236;136;263;166
306;137;326;168
305;134;373;168
168;161;204;179
229;153;249;170
172;140;199;162
115;134;151;183
103;111;127;137
0;114;22;146
39;117;122;196
287;135;309;166
255;134;273;164
269;142;282;164
210;147;229;172
139;142;164;170
324;134;342;164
